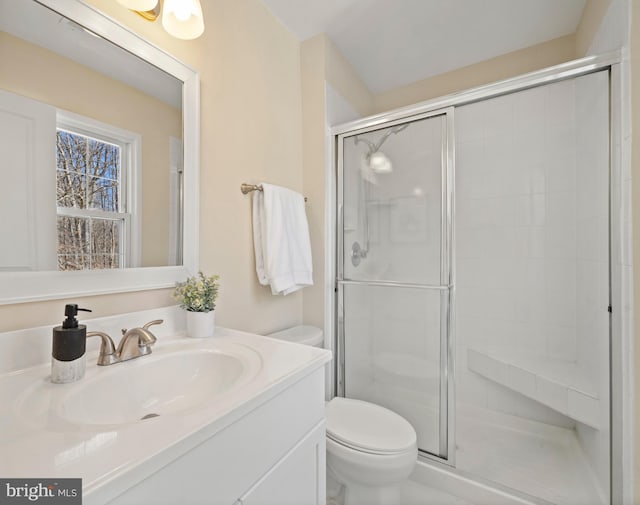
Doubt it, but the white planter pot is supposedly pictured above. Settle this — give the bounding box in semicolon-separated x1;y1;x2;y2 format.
186;310;216;338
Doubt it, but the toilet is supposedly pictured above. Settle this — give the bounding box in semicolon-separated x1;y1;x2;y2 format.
266;325;324;347
266;326;417;505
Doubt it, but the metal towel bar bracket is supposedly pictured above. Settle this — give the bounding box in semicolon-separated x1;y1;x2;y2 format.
241;183;308;202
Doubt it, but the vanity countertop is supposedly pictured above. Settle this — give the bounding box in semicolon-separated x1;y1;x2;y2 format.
0;328;331;504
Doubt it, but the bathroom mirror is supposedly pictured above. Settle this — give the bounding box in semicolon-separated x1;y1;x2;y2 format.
0;0;199;303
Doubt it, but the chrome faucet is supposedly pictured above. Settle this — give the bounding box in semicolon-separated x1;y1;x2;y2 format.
88;319;163;366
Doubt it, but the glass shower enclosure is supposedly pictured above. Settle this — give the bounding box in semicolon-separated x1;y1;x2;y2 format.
336;109;455;461
334;67;613;504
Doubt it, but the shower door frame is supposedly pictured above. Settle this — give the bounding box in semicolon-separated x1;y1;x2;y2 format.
335;107;456;464
330;51;631;504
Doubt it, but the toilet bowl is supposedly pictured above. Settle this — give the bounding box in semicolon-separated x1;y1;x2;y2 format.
326;397;417;505
266;326;417;505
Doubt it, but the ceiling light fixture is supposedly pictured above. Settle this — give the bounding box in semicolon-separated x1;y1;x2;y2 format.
116;0;205;40
116;0;158;10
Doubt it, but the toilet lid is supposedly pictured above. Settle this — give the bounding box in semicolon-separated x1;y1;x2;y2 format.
326;397;416;455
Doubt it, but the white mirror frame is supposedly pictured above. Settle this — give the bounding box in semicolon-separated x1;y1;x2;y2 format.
0;0;199;304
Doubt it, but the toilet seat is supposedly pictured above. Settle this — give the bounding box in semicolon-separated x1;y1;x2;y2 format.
326;397;416;455
327;433;407;456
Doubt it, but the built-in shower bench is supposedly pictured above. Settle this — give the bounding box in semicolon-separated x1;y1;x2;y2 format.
467;348;600;429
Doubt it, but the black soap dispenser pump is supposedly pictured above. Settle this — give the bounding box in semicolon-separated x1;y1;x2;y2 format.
51;304;92;384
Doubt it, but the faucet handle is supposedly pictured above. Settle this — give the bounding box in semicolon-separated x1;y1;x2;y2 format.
87;331;119;366
143;319;164;330
141;320;163;346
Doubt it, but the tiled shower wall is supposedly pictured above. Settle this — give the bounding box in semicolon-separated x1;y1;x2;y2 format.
456;82;577;424
455;71;610;494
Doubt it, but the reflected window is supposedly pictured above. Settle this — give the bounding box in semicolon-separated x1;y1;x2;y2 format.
55;121;133;270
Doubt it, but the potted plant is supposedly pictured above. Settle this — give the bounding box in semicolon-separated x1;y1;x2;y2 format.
174;271;220;338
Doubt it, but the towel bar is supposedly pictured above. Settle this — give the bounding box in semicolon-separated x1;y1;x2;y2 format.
241;183;308;202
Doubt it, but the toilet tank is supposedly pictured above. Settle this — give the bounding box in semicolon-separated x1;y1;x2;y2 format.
266;325;324;348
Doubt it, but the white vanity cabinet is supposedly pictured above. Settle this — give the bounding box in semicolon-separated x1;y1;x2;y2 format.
0;319;331;505
106;367;326;505
236;423;325;505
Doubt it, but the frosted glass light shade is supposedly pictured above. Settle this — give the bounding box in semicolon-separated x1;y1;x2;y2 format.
162;0;205;40
116;0;158;11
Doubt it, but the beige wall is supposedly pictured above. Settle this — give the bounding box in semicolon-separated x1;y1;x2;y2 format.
300;34;374;329
0;289;175;333
324;36;374;117
372;34;577;113
0;0;305;336
576;0;614;56
195;0;304;335
85;0;305;336
0;31;181;268
300;35;328;330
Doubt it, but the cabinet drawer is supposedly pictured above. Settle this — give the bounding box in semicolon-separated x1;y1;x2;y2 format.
239;422;325;505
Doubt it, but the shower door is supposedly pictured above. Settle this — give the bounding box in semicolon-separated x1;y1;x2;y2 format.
336;109;454;461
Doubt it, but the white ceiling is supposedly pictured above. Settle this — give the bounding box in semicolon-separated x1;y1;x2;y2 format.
261;0;587;94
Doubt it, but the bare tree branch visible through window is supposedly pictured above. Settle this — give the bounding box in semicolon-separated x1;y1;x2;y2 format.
56;130;123;270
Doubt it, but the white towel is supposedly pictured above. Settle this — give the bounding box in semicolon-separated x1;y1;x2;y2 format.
252;183;313;295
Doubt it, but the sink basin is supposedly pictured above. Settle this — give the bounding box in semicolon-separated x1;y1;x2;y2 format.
57;347;260;426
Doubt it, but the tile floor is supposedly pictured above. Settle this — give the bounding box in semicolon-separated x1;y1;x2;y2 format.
456;406;603;505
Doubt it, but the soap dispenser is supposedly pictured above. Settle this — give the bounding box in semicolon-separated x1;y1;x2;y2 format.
51;304;92;384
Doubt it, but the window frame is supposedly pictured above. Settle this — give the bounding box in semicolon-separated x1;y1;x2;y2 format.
56;110;142;269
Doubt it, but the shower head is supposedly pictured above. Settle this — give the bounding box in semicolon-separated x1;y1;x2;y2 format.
368;151;392;174
354;123;409;175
